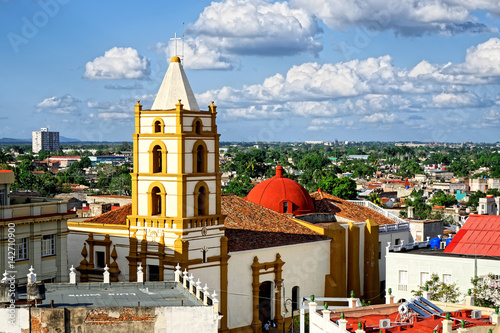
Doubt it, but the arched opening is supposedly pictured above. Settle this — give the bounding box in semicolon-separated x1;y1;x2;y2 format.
151;186;162;216
154;120;162;133
259;281;272;325
152;145;162;173
196;145;205;173
197;186;208;216
195;120;202;134
292;286;300;312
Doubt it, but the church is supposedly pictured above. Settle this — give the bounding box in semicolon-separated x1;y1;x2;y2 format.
68;56;382;332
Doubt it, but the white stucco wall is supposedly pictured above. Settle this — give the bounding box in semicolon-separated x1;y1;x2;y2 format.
226;240;330;330
385;249;500;302
0;308;30;333
378;230;412;283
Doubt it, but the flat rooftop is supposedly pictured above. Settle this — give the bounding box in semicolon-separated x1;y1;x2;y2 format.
389;246;500;261
35;282;205;308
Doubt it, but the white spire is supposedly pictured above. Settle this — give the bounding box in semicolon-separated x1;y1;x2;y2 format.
152;56;200;111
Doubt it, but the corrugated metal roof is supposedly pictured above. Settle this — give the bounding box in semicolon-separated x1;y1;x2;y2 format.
444;215;500;256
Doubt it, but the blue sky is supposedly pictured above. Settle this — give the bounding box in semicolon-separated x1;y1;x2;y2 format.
1;0;500;143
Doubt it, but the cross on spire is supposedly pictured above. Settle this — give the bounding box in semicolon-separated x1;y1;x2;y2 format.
170;33;181;57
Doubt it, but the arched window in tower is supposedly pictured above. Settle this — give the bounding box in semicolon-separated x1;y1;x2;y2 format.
196;145;205;173
154;120;162;133
151;186;162;216
152;145;162;173
195;120;202;135
197;185;208;216
152;118;164;133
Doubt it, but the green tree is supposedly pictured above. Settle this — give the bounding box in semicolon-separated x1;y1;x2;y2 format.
470;274;500;308
397;159;422;178
411;273;461;303
319;176;357;199
108;173;131;195
368;192;384;207
429;190;458;207
35;172;61;197
401;190;434;220
467;191;485;208
12;159;37;191
223;175;255;197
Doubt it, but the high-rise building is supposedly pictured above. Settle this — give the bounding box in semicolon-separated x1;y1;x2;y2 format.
32;127;59;153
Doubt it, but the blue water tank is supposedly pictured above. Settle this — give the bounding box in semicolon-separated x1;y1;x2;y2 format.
446;238;453;246
430;237;441;249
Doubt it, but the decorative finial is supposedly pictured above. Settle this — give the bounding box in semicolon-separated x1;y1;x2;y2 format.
138;263;143;273
104;264;109;272
468;289;471;296
425;284;429;292
324;302;328;310
70;265;75;273
358;321;362;329
388;288;392;296
341;311;344;320
461;320;465;328
310;295;314;302
495;306;499;314
446;312;450;320
351;290;354;298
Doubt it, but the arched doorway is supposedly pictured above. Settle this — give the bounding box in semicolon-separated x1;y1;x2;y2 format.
259;281;273;325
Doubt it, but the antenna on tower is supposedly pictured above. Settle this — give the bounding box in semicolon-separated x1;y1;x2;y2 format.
182;22;185;63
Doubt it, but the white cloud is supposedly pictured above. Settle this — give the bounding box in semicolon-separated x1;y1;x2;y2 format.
188;0;322;56
154;38;236;70
360;113;403;124
36;94;80;114
307;118;356;131
83;47;150;80
431;91;487;108
462;38;500;76
291;0;498;35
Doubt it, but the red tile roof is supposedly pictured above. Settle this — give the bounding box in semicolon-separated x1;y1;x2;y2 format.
222;194;329;252
83;203;131;225
0;170;13;173
326;304;492;332
444;214;500;257
310;189;395;225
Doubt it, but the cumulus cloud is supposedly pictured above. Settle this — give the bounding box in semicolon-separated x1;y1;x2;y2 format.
291;0;498;36
360;113;403;124
83;47;150;80
430;91;489;108
36;95;81;114
187;0;322;56
153;38;236;70
307;118;356;131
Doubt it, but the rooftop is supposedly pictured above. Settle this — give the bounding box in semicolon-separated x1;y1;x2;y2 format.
444;215;500;257
37;281;204;308
83;203;131;225
321;302;496;332
310;189;395;225
222;194;328;252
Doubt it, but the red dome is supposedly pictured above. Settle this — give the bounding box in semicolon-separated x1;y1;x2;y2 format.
245;166;315;215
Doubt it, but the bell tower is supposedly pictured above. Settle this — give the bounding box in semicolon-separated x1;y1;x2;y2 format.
127;57;228;328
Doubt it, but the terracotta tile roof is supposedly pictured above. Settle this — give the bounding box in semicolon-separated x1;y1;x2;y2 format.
221;194;329;252
444;214;500;257
310;189;395;225
325;305;492;332
83;203;131;225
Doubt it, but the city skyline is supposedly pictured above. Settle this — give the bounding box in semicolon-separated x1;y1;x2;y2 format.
1;0;500;143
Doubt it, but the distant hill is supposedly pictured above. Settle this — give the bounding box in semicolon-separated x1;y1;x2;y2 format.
60;136;81;143
0;137;30;144
0;136;81;144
